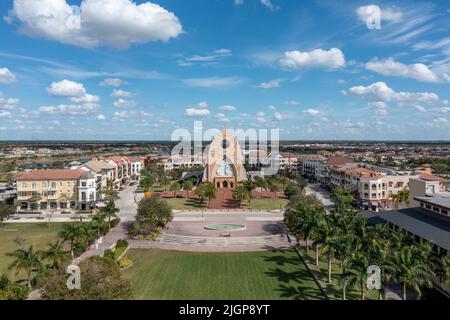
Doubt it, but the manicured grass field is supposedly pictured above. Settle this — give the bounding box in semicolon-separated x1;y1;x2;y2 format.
0;223;65;279
245;198;288;210
164;197;288;210
164;198;206;210
124;248;324;300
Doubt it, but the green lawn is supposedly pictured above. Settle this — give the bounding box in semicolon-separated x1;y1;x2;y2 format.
123;248;325;300
0;223;65;279
164;197;288;210
164;198;207;210
246;198;288;210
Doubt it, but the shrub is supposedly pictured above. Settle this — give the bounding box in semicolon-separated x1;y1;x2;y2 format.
117;258;133;269
110;218;120;228
103;249;115;260
73;242;88;257
116;239;128;248
42;256;132;300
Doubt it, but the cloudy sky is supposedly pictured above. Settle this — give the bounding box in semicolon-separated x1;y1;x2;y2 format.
0;0;449;140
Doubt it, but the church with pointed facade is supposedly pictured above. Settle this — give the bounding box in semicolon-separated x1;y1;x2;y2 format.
202;129;247;188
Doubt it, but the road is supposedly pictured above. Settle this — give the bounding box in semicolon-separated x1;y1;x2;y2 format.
116;184;138;221
305;183;335;209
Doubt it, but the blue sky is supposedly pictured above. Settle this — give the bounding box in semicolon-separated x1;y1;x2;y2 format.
0;0;449;140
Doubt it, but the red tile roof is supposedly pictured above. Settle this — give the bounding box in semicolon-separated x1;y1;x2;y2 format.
419;173;443;182
279;152;297;158
326;156;356;166
16;169;84;181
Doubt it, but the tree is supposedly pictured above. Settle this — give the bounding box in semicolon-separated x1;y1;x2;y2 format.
101;179;120;203
39;241;70;273
243;181;255;208
138;175;155;191
42;256;132;300
232;184;250;208
284;194;325;252
331;187;355;209
7;246;42;290
278;177;289;191
284;183;302;199
392;189;410;209
183;180;193;199
0;275;28;300
345;252;371;300
90;211;108;238
161;176;171;192
315;216;339;283
58;222;83;258
0;202;14;226
392;244;435;300
294;175;308;190
100;200;119;229
135;196;173;233
170;181;181;197
253;176;267;199
197;182;216;208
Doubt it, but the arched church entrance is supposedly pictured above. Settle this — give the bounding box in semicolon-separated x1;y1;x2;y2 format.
223;181;228;188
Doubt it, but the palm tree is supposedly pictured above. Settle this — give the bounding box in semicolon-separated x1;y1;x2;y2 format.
331;187;355;209
278;177;289;191
345;251;371;300
39;240;69;273
254;176;267;199
243;181;255;208
90;211;108;238
194;184;206;208
203;182;216;208
170;182;181;197
100;200;119;229
183;180;193;199
161;176;171;192
7;246;42;290
58;222;83;258
315;216;339;283
232;185;250;208
311;213;326;266
392;245;435;300
101;179;120;202
0;202;14;226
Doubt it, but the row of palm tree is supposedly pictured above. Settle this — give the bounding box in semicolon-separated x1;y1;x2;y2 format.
285;188;449;300
6;207;116;292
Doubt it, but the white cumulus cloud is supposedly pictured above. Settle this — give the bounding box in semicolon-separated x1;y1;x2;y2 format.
365;58;440;83
6;0;183;49
185;101;211;117
113;98;137;108
0;91;19;110
280;48;345;70
47;80;86;98
219;105;237;111
0;67;16;83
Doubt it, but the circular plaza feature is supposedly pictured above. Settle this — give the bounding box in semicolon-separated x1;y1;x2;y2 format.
204;223;246;231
